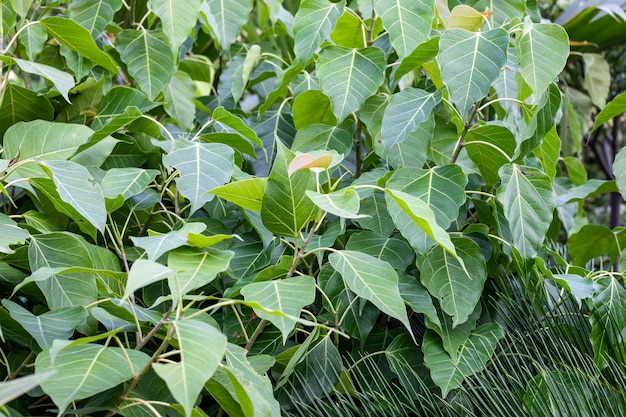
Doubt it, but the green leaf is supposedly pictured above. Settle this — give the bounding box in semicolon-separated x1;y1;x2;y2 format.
398;272;439;326
465;122;516;186
556;179;618;206
164;71;197;130
293;0;344;62
130;222;207;260
292;121;354;156
534;126;561;180
346;231;414;270
36;344;150;414
153;320;227;417
150;0;202;50
374;0;434;59
329;11;366;49
589;276;626;369
613;146;626;200
163;139;234;213
123;259;174;300
241;275;315;343
28;232;121;309
317;46;386;121
385;188;458;259
0;213;29;254
0;83;54;137
419;237;487;327
39;160;107;233
583;53;610;109
209;178;266;212
0;372;55;406
203;0;253;49
212;106;263;147
448;4;484;31
8;49;75;99
568;224;622;267
68;0;123;38
292;90;337;129
2;300;87;350
260;142;317;237
306;188;364;219
10;0;33;16
101;168;159;204
167;248;233;305
41;17;119;73
438;28;508;117
422;323;504;396
517;19;569;98
497;164;555;259
116;29;176;101
329;250;411;333
18;23;47;60
381;88;442;148
394;37;439;82
594;90;626;130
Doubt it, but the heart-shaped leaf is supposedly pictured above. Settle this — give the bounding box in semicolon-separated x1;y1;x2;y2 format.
150;0;202;50
293;0;344;62
374;0;434;59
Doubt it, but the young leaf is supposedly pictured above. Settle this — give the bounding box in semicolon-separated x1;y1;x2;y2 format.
36;344;150;414
317;46;386;121
153;320;227;417
419;237;487;327
293;0;344;62
381;88;442;148
163;139;234;213
438;28;508;117
209;178;266;212
261;142;317;237
116;29;176;101
41;17;119;73
374;0;434;59
150;0;203;50
329;250;411;333
288;153;333;175
497;164;555;259
241;275;316;343
517;19;569;98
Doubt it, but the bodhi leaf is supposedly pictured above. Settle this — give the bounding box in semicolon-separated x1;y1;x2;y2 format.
292;121;354;156
613;146;626;199
419;237;487;327
164;71;197;130
241;275;316;343
0;213;30;254
0;57;74;103
422;323;504;396
0;84;54;137
374;0;434;59
381;88;442;148
123;259;174;300
101;168;159;206
116;29;176;101
589;276;626;369
0;372;55;406
517;18;569;98
293;0;344;63
39;161;107;233
261;142;317;237
464;122;516;186
594;90;626;130
36;344;150;414
153;320;227;417
150;0;203;50
497;164;555;260
163;139;234;214
438;28;508;117
306;188;364;219
346;231;414;270
130;222;207;260
203;0;253;50
2;300;87;350
329;250;411;334
41;17;119;73
317;46;386;121
167;247;233;305
209;178;266;212
68;0;123;38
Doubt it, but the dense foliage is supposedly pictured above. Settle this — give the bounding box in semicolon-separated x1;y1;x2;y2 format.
1;0;626;416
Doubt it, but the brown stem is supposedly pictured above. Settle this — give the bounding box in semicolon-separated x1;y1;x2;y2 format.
450;103;480;164
355;119;363;178
244;319;267;354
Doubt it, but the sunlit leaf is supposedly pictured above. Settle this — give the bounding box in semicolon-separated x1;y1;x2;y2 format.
68;0;123;38
202;0;253;49
374;0;434;59
123;259;174;300
130;222;207;260
293;0;344;62
150;0;202;50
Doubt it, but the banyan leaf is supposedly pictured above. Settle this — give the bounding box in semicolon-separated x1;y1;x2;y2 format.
317;45;386;122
